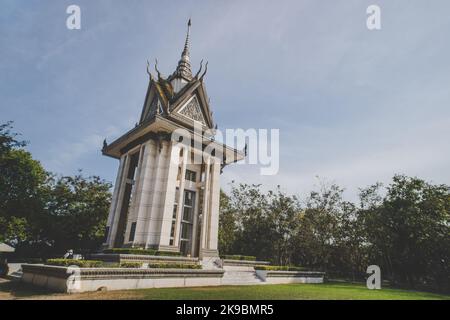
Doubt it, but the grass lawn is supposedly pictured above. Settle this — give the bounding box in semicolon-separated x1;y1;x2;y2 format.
1;278;448;300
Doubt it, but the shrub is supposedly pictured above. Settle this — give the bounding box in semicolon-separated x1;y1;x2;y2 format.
46;259;103;268
147;263;201;269
221;255;257;261
155;251;181;257
254;265;307;271
119;262;142;268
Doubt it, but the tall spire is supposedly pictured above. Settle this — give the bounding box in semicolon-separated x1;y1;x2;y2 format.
173;19;193;81
182;19;191;59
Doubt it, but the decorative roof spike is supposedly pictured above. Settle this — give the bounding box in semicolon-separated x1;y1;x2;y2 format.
146;60;153;81
154;58;162;79
173;19;193;81
182;19;191;59
194;59;204;79
200;61;208;80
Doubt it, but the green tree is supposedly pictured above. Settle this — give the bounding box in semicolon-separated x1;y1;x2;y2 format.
0;122;112;257
0;122;48;244
44;173;111;253
360;175;450;291
218;190;236;254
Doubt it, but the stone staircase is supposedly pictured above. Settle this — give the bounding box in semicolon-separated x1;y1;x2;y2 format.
221;265;264;285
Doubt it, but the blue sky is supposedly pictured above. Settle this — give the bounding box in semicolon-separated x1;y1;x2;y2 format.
1;0;449;201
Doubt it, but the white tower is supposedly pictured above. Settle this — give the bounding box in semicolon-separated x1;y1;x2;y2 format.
102;20;243;258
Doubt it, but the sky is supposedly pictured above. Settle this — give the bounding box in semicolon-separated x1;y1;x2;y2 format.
1;0;449;201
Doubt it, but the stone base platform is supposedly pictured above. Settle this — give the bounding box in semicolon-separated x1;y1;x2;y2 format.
21;262;325;293
21;264;224;293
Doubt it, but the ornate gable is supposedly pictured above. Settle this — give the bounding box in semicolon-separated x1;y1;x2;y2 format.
138;20;215;129
177;95;206;125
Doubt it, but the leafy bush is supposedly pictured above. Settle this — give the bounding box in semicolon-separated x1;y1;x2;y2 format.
155;251;181;257
103;248;181;257
254;265;307;271
119;262;142;268
221;254;256;261
46;259;103;268
147;263;201;269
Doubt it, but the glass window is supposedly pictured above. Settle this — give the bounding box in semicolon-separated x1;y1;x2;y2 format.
169;188;180;245
183;206;192;222
170;220;176;238
185;170;197;182
179;190;195;256
128;222;137;242
184;190;195;207
181;223;192;240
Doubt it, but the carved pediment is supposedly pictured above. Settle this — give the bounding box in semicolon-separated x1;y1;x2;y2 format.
177;96;206;125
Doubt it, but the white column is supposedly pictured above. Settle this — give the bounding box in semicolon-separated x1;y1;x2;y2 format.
172;145;188;247
139;140;159;246
144;140;168;247
129;142;152;246
108;154;130;248
199;157;211;253
207;159;221;252
104;155;126;247
158;142;184;249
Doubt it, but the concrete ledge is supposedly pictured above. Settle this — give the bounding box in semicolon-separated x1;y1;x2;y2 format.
223;259;270;267
255;270;325;284
22;264;224;293
89;253;198;264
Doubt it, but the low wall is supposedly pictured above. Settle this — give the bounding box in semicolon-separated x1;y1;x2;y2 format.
255;270;325;284
22;264;224;293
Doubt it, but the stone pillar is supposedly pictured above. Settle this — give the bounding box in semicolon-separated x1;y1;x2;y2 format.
107;154;130;248
158;142;184;251
133;140;157;247
104;154;126;247
172;145;188;247
128;142;153;247
199;156;218;258
207;159;221;253
144;140;169;248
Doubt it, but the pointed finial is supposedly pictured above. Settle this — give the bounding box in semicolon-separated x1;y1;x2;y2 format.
182;19;191;59
194;59;203;78
146;60;153;80
154;58;162;79
200;61;208;80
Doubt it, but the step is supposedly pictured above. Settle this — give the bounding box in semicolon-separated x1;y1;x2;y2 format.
222;269;264;285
